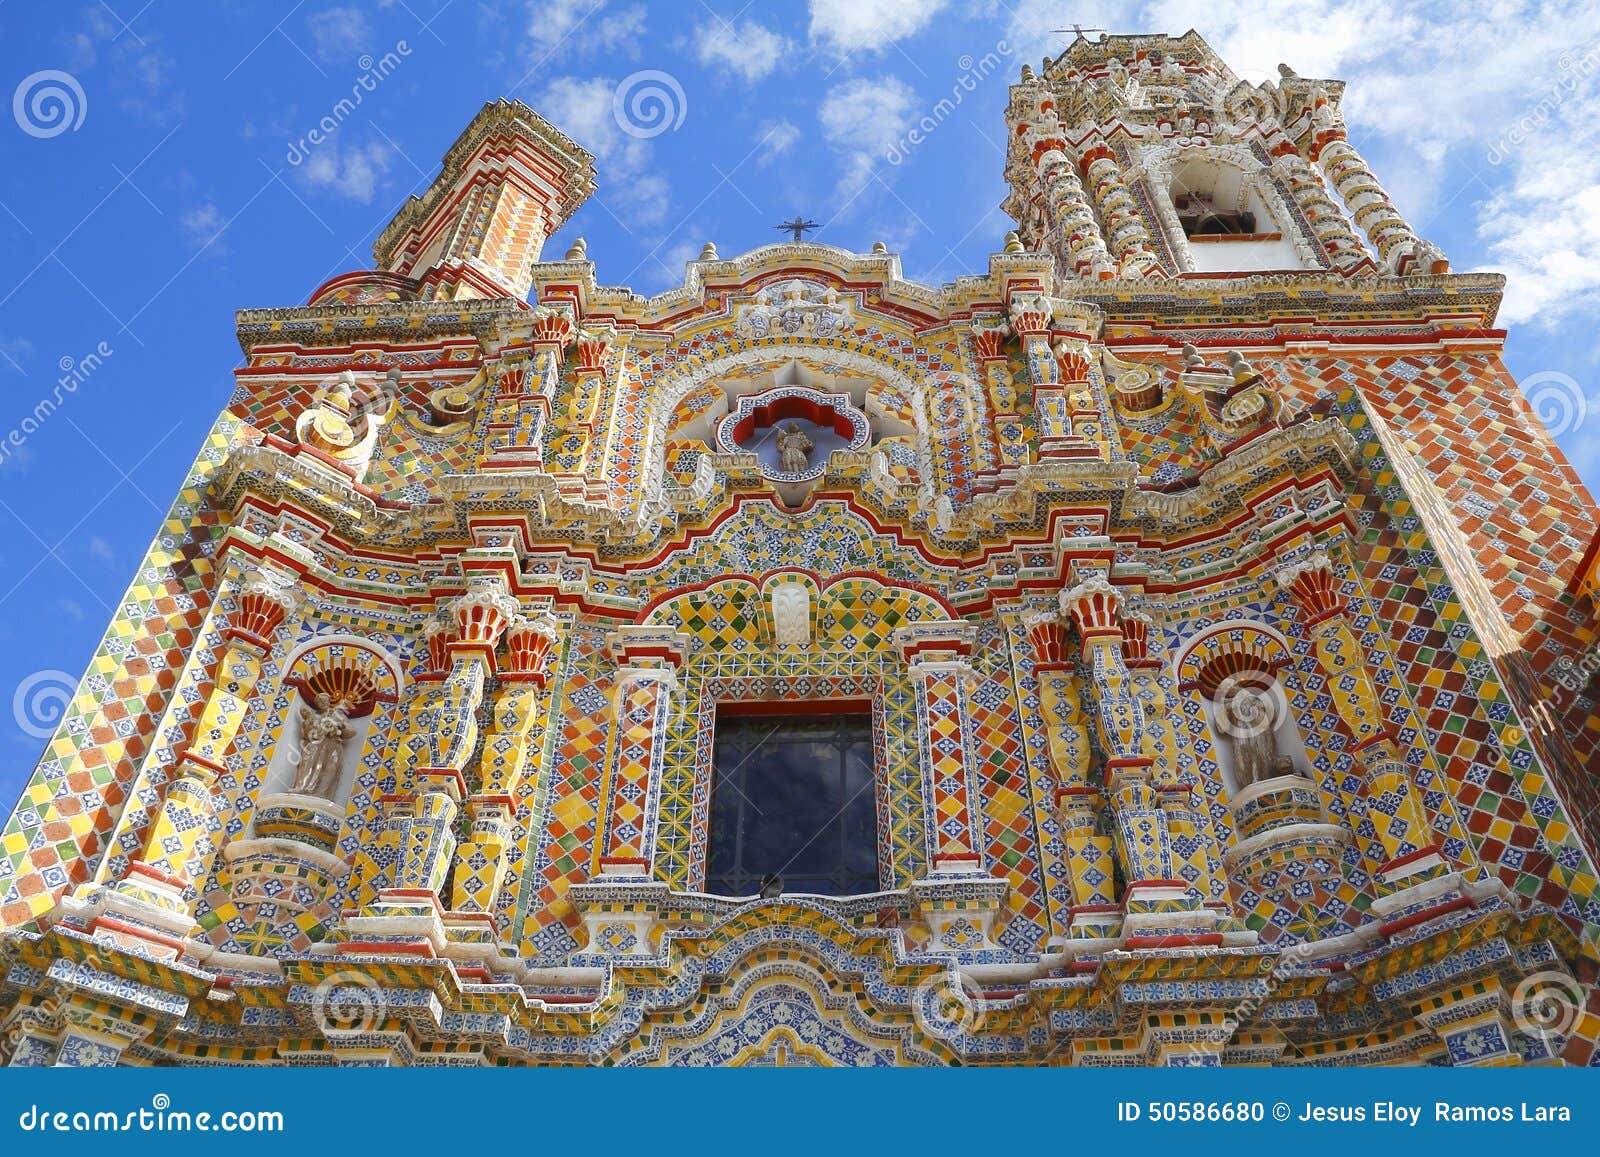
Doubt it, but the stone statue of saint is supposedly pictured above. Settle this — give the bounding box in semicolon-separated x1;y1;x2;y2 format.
291;692;355;799
1218;683;1296;788
775;422;814;473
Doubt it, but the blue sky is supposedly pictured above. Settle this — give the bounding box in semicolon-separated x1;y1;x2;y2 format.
1;0;1597;814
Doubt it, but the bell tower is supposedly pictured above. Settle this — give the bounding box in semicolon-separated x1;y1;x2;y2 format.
1003;31;1447;280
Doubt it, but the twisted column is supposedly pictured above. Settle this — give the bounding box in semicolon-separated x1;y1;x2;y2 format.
1080;145;1159;276
1034;146;1117;279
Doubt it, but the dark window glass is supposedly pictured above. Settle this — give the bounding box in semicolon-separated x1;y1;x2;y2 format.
706;712;879;897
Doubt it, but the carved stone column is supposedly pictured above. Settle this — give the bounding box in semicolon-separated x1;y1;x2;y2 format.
448;613;561;917
1123;611;1219;904
968;317;1017;484
1277;552;1442;893
1034;146;1118;279
1062;578;1170;886
1271;149;1370;273
1307;114;1443;274
892;620;985;874
893;619;1006;949
1062;577;1216;944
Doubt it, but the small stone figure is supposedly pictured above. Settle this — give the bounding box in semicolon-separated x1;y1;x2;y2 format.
291;692;355;799
1218;683;1296;788
776;422;814;473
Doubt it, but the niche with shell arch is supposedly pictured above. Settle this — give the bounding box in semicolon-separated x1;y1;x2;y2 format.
261;634;404;808
1175;622;1314;799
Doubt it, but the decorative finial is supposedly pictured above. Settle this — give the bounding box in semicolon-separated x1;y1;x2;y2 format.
1227;350;1257;383
699;241;718;261
564;236;588;261
1020;63;1035;82
871;240;888;254
1278;63;1298;78
1003;230;1024;255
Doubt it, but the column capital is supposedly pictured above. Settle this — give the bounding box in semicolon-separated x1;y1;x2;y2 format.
1061;575;1125;644
223;572;299;650
501;613;562;683
891;619;976;666
608;624;691;671
1276;550;1347;624
1006;292;1053;338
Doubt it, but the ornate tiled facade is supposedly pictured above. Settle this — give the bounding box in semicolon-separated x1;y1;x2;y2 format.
4;34;1600;1067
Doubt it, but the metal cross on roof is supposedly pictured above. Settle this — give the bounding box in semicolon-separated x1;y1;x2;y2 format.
775;216;819;243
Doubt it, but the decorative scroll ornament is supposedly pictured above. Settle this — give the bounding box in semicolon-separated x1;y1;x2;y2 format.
293;369;398;481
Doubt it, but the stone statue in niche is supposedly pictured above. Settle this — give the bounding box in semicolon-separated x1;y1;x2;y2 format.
1218;683;1296;788
291;692;356;799
776;422;814;473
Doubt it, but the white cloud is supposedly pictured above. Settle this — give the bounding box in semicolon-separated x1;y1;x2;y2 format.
305;7;371;64
525;0;645;60
808;0;948;55
299;140;393;202
819;75;916;198
536;76;673;230
694;19;793;83
179;203;228;250
755;118;802;163
536;76;648;171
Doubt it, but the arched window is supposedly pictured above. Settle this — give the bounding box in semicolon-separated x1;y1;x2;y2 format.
1166;155;1311;273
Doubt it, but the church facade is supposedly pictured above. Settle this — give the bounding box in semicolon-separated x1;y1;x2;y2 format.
4;31;1600;1067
